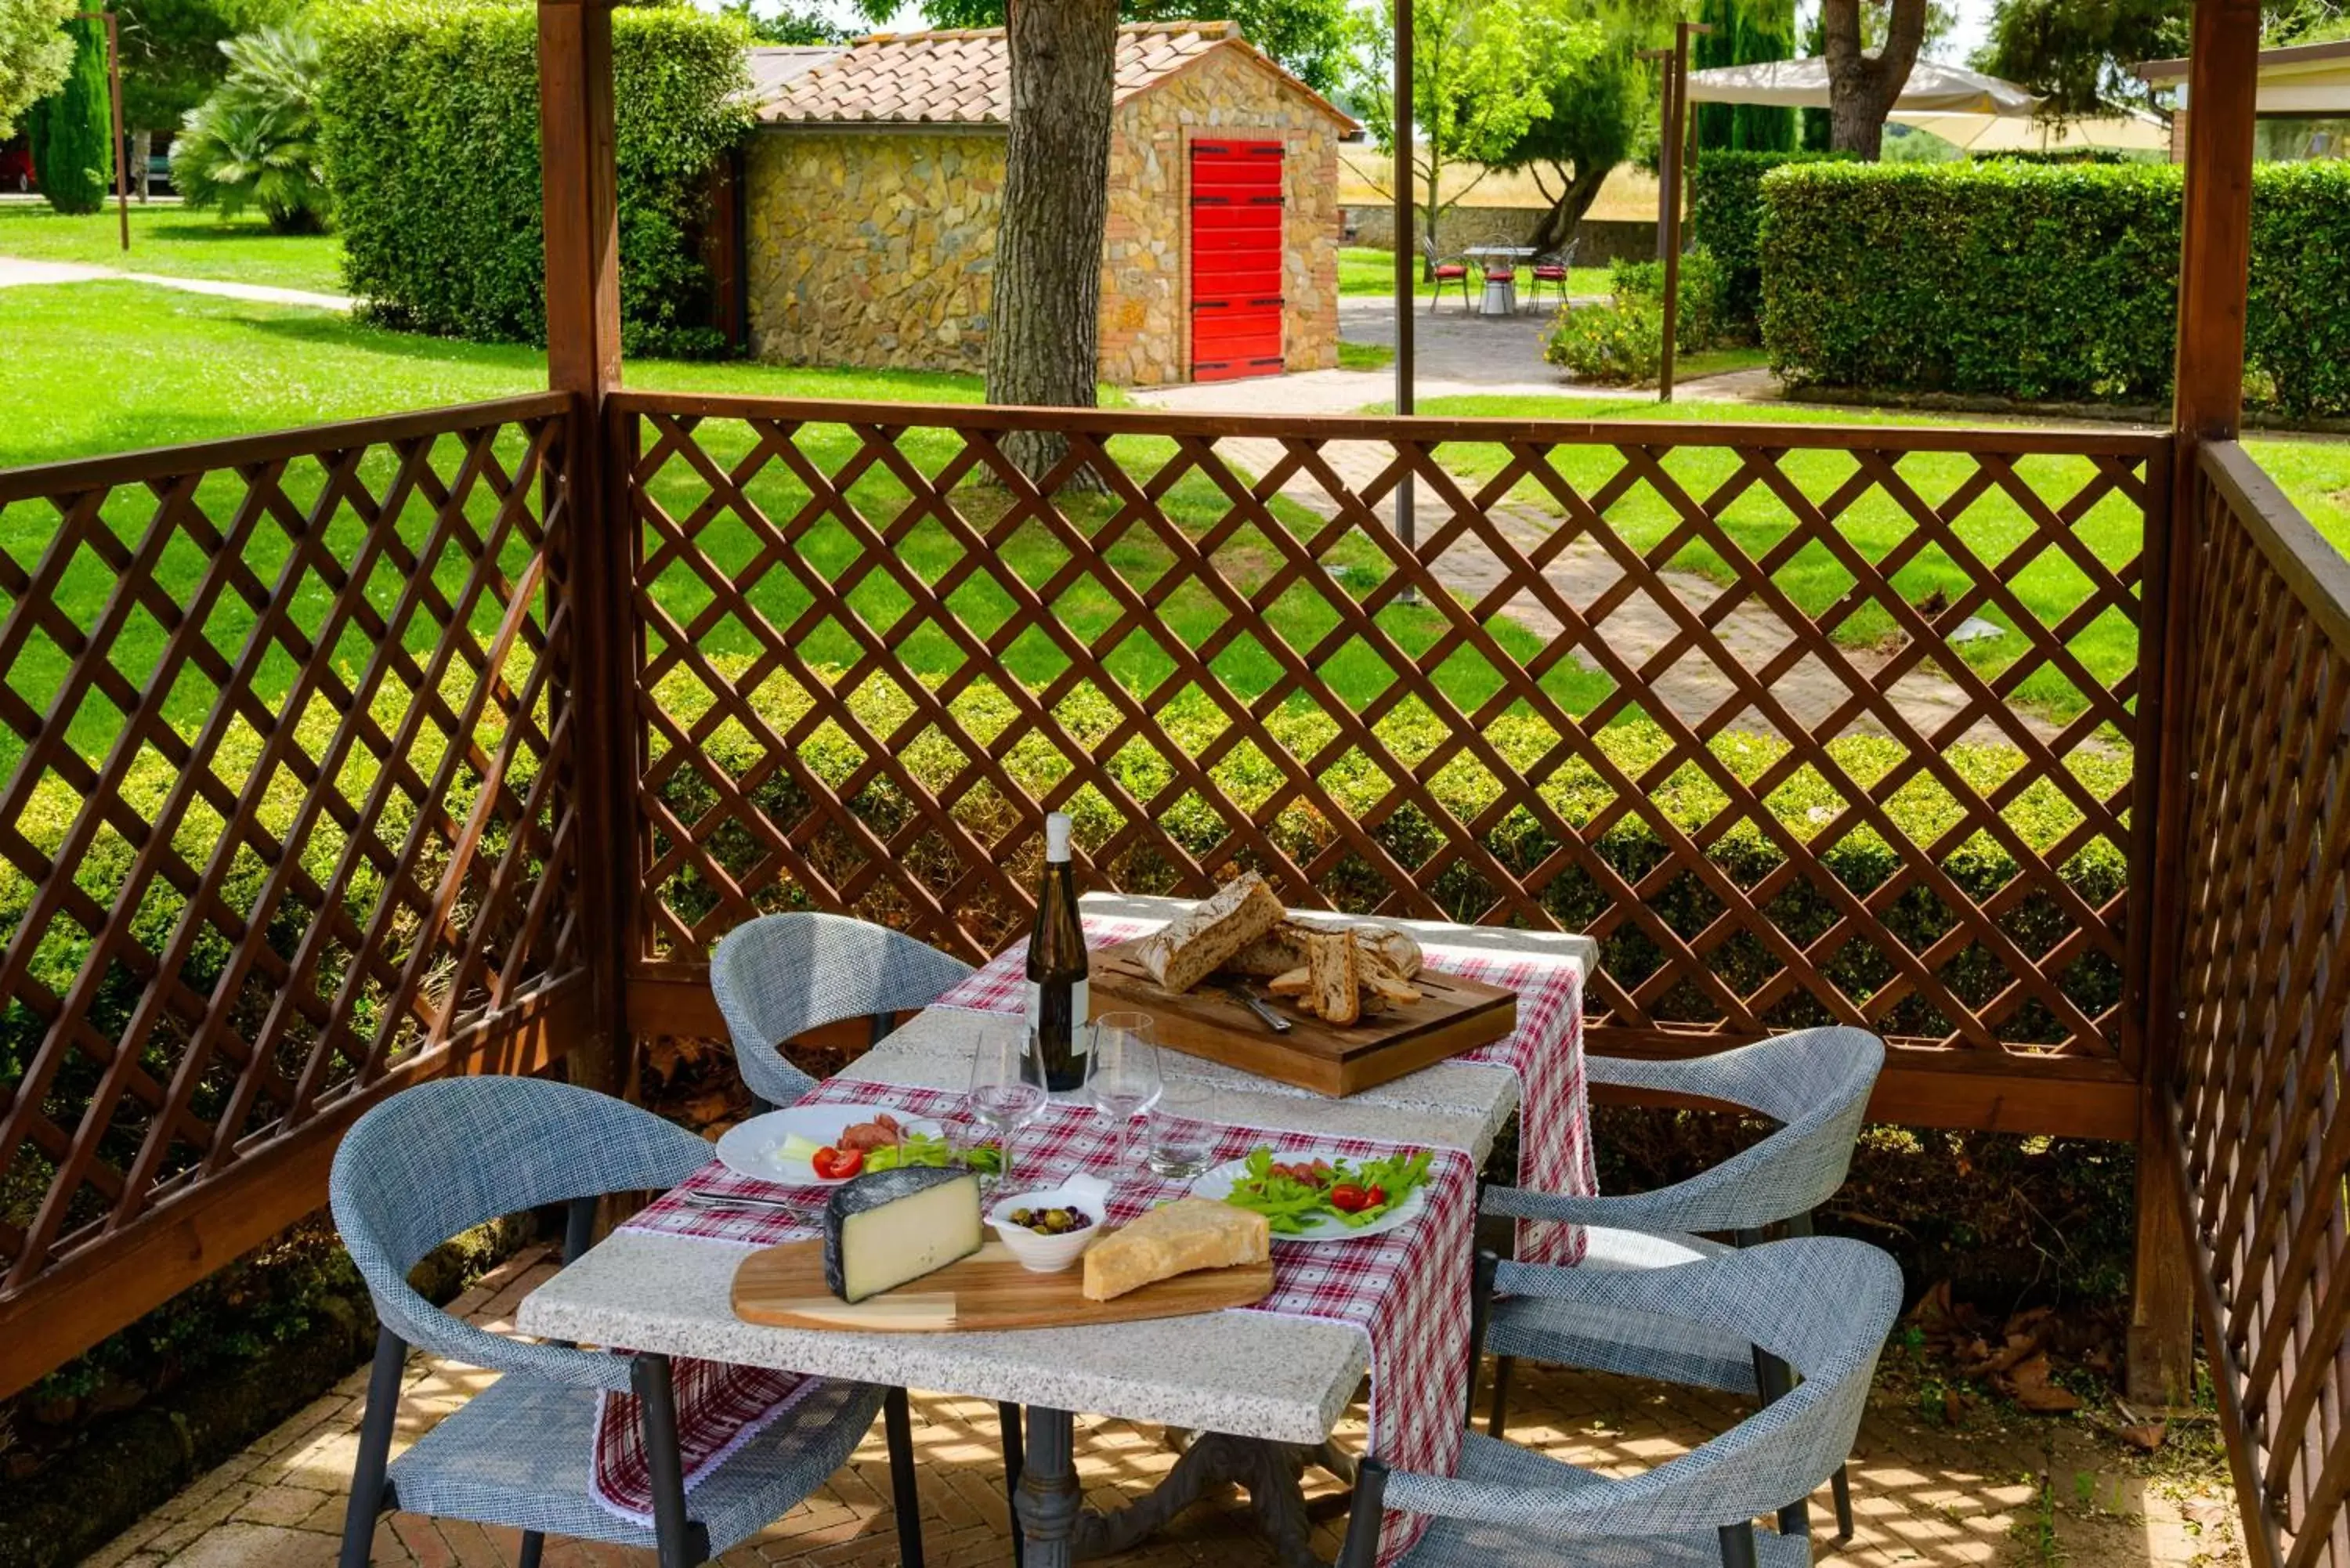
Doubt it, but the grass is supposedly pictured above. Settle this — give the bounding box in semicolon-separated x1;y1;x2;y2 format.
1339;244;1610;302
1673;344;1773;381
0;204;347;294
1337;340;1395;371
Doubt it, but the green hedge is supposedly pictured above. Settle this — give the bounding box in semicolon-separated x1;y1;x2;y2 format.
1690;148;1854;331
1759;158;2350;417
317;0;751;356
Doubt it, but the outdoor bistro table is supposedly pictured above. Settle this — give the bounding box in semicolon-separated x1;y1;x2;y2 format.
518;893;1594;1568
1462;245;1535;316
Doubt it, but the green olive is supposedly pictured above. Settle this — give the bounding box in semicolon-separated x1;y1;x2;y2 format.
1008;1208;1032;1227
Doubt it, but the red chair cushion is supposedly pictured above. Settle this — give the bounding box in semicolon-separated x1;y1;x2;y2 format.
1485;267;1514;281
1534;266;1568;279
1432;264;1467;278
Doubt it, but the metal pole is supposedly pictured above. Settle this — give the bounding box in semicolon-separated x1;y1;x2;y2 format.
1393;0;1416;602
76;9;128;251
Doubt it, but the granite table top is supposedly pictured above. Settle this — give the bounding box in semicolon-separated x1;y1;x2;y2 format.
515;895;1595;1444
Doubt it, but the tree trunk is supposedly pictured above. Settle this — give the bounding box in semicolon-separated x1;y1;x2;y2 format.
131;128;148;201
1525;161;1609;255
1820;0;1927;159
986;0;1116;486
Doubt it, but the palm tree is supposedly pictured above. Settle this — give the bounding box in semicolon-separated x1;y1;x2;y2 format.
175;23;329;233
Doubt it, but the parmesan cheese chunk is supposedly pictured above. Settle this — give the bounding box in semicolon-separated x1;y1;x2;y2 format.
1082;1197;1270;1302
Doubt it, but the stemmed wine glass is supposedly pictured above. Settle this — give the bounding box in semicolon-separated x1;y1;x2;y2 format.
967;1025;1049;1195
1085;1011;1164;1177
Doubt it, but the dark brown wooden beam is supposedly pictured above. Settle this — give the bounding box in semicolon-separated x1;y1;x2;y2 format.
539;0;632;1097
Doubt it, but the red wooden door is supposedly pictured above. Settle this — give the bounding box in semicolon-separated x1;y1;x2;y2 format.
1189;139;1285;382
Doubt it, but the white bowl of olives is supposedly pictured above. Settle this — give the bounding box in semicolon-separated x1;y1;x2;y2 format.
987;1178;1109;1274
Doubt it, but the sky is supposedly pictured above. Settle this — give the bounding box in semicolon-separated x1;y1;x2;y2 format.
796;0;1998;68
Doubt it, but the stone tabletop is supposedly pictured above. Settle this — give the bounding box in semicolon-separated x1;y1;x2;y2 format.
516;897;1593;1445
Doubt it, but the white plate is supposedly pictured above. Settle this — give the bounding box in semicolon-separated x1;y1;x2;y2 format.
715;1106;944;1185
1188;1151;1431;1244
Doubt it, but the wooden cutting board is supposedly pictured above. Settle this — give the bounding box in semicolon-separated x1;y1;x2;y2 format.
1087;938;1517;1097
730;1239;1273;1332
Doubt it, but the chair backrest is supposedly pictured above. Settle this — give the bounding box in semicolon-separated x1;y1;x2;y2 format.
1586;1025;1884;1230
1397;1237;1902;1540
710;912;974;1107
330;1076;710;1388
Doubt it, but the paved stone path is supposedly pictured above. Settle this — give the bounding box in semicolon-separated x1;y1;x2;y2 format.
0;255;352;310
85;1241;2242;1568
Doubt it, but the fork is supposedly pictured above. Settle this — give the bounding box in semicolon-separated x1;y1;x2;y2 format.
674;1189;816;1227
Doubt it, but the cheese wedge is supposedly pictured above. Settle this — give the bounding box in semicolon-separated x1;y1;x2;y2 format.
822;1167;984;1304
1082;1197;1271;1302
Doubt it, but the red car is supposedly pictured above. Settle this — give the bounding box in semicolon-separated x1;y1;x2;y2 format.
0;137;33;193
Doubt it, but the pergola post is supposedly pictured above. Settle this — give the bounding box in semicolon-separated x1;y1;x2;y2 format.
2128;0;2261;1407
538;0;634;1098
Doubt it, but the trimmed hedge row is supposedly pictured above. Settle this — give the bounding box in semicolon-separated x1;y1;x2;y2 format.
648;663;2129;1046
1759;158;2350;416
1690;148;1855;331
317;0;751;356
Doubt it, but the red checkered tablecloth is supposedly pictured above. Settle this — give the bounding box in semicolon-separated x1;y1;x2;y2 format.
611;1079;1479;1568
931;912;1595;1265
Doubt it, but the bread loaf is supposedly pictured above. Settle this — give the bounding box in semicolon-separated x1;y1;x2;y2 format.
1229;919;1422;981
1307;930;1361;1026
1133;873;1285;993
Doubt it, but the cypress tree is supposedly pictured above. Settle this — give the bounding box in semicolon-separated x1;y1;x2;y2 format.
1694;0;1797;154
33;9;114;215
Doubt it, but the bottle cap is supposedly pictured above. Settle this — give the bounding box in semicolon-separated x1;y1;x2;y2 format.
1045;811;1072;862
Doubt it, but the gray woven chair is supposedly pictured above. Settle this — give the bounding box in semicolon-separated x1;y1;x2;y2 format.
1343;1236;1902;1568
1480;1025;1885;1537
330;1076;924;1568
711;912;974;1111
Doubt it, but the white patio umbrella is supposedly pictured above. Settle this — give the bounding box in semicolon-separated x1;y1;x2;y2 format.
1889;107;2171;153
1683;57;2044;116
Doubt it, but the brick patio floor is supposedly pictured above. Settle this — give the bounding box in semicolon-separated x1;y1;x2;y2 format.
85;1245;2246;1568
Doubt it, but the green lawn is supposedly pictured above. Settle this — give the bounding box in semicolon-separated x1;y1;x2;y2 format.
1339;244;1610;302
0;204;348;294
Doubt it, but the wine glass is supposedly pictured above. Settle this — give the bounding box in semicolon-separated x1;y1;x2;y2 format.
967;1025;1049;1194
1085;1011;1163;1177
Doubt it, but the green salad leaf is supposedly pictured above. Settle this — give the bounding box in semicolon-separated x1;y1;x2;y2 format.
1218;1146;1433;1234
863;1131;1003;1176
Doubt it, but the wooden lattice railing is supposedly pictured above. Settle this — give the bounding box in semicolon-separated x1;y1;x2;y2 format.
0;396;593;1393
613;393;2170;1136
2167;440;2350;1568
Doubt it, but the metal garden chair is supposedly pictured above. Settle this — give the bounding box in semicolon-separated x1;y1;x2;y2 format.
1524;241;1578;313
710;911;974;1111
331;1076;924;1568
1419;236;1474;313
1479;1025;1885;1539
1341;1235;1902;1568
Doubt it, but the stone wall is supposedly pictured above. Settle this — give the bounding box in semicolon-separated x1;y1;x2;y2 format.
742;48;1343;385
1342;203;1659;265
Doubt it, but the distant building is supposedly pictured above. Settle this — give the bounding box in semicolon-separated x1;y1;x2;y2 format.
743;22;1357;386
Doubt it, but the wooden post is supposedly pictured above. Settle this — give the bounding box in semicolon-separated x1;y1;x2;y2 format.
1393;0;1416;598
537;0;633;1099
1651;23;1708;404
76;10;127;251
2128;0;2261;1407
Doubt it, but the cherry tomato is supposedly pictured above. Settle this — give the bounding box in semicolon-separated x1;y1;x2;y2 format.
1329;1183;1373;1213
1365;1185;1388;1209
812;1145;862;1180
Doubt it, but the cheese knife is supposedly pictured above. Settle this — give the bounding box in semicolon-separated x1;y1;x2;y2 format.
1220;980;1293;1034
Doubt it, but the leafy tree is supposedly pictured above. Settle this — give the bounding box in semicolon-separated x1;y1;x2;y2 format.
114;0;303;134
1974;0;2341;118
718;0;844;47
1495;38;1647;254
1350;0;1603;255
1694;0;1795;152
891;0;1356;94
0;0;77;140
175;21;326;230
32;7;112;212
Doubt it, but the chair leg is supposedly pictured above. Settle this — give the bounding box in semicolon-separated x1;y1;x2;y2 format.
1465;1248;1499;1425
1833;1462;1856;1540
998;1402;1026;1568
516;1531;544;1568
1719;1522;1762;1568
1339;1456;1389;1568
1486;1355;1513;1438
884;1386;926;1568
338;1326;405;1568
1749;1345;1808;1535
631;1354;707;1568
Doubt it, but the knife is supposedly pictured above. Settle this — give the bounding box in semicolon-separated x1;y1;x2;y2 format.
1221;980;1294;1034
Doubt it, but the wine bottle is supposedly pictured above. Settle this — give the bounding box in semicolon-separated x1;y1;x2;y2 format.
1028;811;1090;1093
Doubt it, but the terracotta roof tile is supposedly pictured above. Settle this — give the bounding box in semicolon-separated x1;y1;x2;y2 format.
750;20;1356;131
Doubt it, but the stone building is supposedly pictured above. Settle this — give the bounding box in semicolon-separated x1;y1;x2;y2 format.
743;22;1355;386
